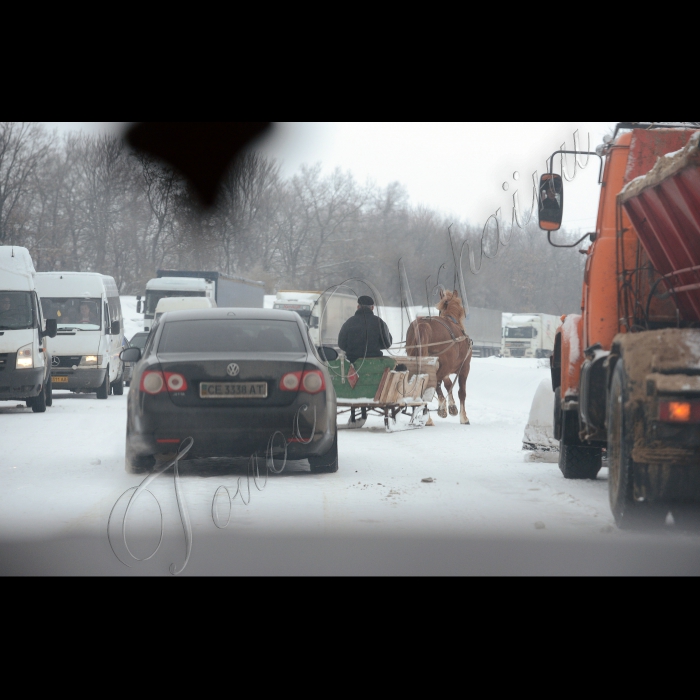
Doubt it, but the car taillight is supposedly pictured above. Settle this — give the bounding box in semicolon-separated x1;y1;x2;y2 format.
165;372;188;392
301;370;325;393
280;371;301;391
141;370;165;394
280;370;326;394
658;400;700;423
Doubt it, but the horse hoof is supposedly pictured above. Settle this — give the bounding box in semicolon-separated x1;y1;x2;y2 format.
461;417;470;425
425;416;434;426
449;405;458;416
438;408;447;418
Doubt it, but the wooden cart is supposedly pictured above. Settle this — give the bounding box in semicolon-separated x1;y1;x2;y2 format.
327;356;439;431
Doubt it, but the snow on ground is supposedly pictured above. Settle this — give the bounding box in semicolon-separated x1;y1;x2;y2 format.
1;298;699;574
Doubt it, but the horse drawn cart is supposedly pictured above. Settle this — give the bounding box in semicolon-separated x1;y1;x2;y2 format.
328;356;439;431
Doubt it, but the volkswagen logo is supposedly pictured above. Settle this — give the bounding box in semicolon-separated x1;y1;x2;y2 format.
52;356;60;367
226;363;240;377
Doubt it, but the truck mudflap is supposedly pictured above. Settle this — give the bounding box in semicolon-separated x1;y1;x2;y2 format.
613;327;700;472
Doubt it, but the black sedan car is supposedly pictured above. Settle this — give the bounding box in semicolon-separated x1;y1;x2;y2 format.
120;308;338;474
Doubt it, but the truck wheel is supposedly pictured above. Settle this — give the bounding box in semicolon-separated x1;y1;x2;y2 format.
45;377;53;407
30;383;47;413
96;366;110;400
558;407;601;479
308;432;338;474
607;361;667;529
553;388;562;441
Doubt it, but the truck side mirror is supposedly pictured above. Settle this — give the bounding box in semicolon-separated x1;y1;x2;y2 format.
538;173;564;231
110;320;121;335
120;347;141;363
136;300;142;313
44;319;57;338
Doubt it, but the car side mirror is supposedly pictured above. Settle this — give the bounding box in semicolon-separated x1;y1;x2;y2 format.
110;320;121;335
538;173;564;231
136;300;142;313
120;347;141;363
44;319;57;338
317;345;338;361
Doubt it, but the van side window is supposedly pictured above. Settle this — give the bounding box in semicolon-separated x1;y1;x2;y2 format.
107;294;122;324
33;292;42;329
104;301;111;332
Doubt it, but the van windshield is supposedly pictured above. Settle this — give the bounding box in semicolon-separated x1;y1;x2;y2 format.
158;319;306;353
0;291;34;330
40;297;102;330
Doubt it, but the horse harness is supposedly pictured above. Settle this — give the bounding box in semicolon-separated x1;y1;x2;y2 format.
404;315;473;358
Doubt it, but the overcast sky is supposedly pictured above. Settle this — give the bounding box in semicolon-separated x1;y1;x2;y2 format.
43;121;617;233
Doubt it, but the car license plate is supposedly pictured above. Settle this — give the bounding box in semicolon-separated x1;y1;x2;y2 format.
52;376;68;383
199;381;268;399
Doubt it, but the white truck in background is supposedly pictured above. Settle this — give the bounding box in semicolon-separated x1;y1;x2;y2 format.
501;312;561;358
138;270;264;331
273;290;357;347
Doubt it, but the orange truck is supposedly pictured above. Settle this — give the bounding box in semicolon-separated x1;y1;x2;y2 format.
544;122;700;528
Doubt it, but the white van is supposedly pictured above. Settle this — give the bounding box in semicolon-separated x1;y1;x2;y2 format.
34;272;125;399
153;296;216;324
0;246;56;412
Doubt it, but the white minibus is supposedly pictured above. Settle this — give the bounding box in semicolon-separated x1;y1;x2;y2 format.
0;246;56;411
35;272;125;398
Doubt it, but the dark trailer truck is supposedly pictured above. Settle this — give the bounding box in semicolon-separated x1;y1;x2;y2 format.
156;270;265;307
139;270;265;331
463;307;502;357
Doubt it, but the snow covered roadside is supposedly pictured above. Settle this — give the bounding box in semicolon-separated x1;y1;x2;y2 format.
1;299;700;574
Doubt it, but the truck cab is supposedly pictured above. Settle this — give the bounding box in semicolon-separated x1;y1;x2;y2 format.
502;313;559;358
141;277;211;331
546;123;700;526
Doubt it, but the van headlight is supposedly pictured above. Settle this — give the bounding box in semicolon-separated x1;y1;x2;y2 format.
79;355;102;367
16;344;33;369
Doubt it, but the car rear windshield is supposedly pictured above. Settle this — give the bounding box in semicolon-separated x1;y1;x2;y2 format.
157;319;307;353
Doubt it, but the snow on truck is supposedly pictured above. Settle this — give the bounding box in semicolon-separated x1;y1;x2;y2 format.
543;122;700;528
138;270;264;331
502;313;560;358
273;290;357;347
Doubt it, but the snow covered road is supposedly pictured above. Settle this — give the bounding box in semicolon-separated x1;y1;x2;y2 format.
2;351;700;575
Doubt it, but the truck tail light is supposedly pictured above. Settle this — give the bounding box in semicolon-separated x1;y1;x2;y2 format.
280;371;301;391
141;370;165;394
164;372;188;392
301;370;325;393
658;400;700;423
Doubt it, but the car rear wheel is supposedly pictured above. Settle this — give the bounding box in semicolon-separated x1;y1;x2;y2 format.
308;432;338;474
96;366;109;399
125;426;155;474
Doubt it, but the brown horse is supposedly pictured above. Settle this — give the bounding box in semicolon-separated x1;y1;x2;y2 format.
405;289;473;425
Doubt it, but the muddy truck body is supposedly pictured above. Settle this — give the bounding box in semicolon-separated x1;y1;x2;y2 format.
545;123;700;527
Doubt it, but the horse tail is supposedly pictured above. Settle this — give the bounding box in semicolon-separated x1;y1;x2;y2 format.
406;319;432;357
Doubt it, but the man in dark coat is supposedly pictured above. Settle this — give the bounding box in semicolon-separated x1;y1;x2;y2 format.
338;295;393;364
